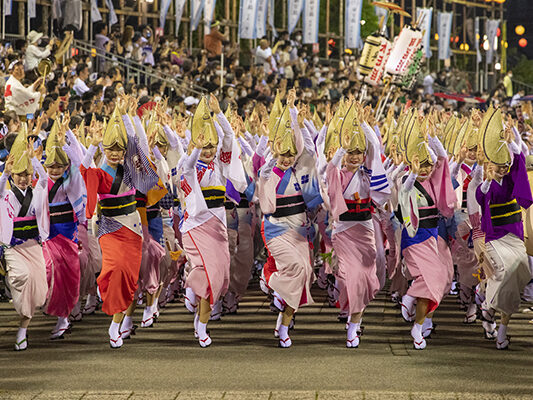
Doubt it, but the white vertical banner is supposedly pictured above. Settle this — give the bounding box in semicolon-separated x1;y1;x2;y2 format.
303;0;320;44
486;19;499;64
91;0;102;22
437;11;452;60
28;0;36;18
239;0;258;39
475;17;481;63
255;0;268;39
203;0;216;33
3;0;12;16
268;0;277;37
345;0;363;50
175;0;186;34
160;0;172;28
287;0;304;35
416;8;432;58
51;0;62;20
105;0;118;26
190;0;205;31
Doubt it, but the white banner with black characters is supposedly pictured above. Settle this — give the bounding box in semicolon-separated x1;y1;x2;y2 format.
303;0;320;44
239;0;258;39
345;0;363;49
437;11;452;60
416;7;432;58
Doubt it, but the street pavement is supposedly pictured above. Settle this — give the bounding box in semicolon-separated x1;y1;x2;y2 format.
0;284;532;399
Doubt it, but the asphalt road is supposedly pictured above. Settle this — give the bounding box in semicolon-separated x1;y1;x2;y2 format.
0;284;532;399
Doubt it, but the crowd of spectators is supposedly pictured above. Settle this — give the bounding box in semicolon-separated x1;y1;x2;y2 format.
0;21;526;160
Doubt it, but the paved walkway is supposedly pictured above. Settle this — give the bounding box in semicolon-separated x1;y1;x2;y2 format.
0;285;532;399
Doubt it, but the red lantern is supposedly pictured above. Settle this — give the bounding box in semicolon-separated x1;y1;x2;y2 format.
519;38;528;48
496;28;501;37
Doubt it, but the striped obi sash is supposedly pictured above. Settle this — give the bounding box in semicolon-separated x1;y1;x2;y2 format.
339;197;373;222
50;202;75;224
202;186;226;209
418;206;439;229
272;194;305;218
13;216;39;240
461;175;472;209
489;199;521;227
99;189;136;217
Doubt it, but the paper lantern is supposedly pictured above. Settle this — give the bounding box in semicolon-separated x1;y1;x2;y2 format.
515;25;525;36
519;38;528;48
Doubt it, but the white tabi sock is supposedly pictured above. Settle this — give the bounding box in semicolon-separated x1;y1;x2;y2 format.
108;321;120;339
411;323;423;342
121;316;133;332
278;324;289;341
347;322;360;340
55;317;69;331
16;328;27;343
422;318;433;337
497;323;508;342
197;321;209;340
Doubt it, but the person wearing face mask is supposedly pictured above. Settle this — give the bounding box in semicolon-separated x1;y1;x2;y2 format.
396;110;456;350
0;127;50;351
257;89;323;348
24;31;52;72
40;118;86;340
325;103;391;348
179;95;246;347
78;100;160;348
474;108;533;350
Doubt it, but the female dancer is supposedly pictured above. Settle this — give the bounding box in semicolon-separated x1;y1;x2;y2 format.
180;94;246;347
396;111;456;350
258;89;323;347
0;129;49;351
79;101;159;348
326;104;390;347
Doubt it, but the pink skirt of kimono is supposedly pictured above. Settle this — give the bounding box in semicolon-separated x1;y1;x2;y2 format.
404;236;449;313
43;234;81;318
266;229;314;311
332;223;380;315
183;215;230;304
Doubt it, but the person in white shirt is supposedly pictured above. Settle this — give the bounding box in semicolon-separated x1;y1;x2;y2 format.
24;31;52;72
255;40;277;75
73;63;90;96
4;61;43;117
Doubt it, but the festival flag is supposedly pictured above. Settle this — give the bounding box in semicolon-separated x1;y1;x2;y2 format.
303;0;320;44
486;19;499;64
28;0;36;18
345;0;363;50
255;0;268;39
437;11;452;60
190;0;205;31
203;0;216;33
288;0;304;35
51;0;62;20
239;0;258;39
105;0;118;26
416;7;432;59
3;0;12;16
91;0;102;22
160;0;172;28
175;0;186;34
268;0;277;37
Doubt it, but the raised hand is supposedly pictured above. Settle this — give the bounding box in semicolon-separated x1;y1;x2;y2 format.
209;93;221;114
411;155;420;175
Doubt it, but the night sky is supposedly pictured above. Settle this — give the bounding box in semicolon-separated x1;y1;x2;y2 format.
506;0;533;59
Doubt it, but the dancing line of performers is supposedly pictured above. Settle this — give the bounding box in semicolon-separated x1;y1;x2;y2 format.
2;90;533;352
